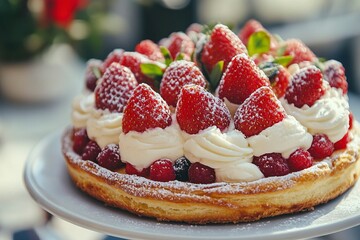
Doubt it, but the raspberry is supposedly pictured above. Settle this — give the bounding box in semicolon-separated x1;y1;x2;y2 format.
149;159;176;182
287;149;313;172
323;60;348;94
253;153;290;177
308;134;334;159
125;163;150;177
334;132;350;150
81;140;101;162
96;144;123;170
188;162;216;184
72;128;90;155
173;156;191;181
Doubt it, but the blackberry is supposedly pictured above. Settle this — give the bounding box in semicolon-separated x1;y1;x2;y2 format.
173;156;191;181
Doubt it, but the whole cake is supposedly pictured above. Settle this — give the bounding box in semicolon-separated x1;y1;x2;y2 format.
63;20;360;223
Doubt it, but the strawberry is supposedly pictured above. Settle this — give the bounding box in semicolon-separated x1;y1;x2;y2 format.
101;49;124;73
283;39;316;66
186;23;203;35
259;62;291;98
95;63;138;113
119;52;163;88
323;60;348;94
122;83;172;134
218;53;270;105
176;84;231;134
201;24;247;74
160;60;207;107
161;32;194;60
238;19;264;46
234;86;286;137
135;40;164;62
285;66;325;108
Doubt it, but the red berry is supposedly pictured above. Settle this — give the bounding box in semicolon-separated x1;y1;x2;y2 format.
234;87;286;138
95;63;137;113
201;24;247;73
323;60;348;94
97;144;123;170
285;66;325;108
81;140;101;162
122;84;172;133
287;149;313;172
238;19;264;45
85;59;102;92
188;162;216;184
253;153;290;177
219;53;270;104
334;132;350;150
349;112;354;130
160;60;206;107
186;23;203;35
135;40;164;62
125;163;150;177
283;39;316;66
119;52;162;88
308;134;334;159
101;49;124;73
176;84;231;134
73;128;90;155
149;159;176;182
260;62;291;98
162;32;194;60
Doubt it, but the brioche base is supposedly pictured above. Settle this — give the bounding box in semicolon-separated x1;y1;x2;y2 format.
62;126;360;224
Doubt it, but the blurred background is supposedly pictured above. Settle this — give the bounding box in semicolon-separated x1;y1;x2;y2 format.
0;0;360;239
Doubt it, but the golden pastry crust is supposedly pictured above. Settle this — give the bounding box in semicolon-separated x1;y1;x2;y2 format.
62;126;360;224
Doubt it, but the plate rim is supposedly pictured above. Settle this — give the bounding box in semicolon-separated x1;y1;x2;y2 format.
24;130;360;240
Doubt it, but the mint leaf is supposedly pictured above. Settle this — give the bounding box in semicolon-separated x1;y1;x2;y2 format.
273;56;293;67
92;66;102;79
209;60;224;90
175;53;185;61
140;63;164;78
247;31;270;56
160;46;172;66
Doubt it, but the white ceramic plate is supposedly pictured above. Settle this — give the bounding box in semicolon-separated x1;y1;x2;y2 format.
24;131;360;240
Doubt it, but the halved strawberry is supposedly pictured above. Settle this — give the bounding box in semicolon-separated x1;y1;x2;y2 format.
218;53;270;105
238;19;265;46
176;84;231;134
234;86;286;137
101;49;124;73
95;63;138;113
283;39;316;66
201;24;247;74
160;32;194;60
119;52;163;88
122;84;172;133
323;60;348;94
160;60;207;107
285;66;325;108
135;40;164;62
259;62;291;98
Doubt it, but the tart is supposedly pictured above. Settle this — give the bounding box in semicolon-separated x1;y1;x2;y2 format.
62;20;360;223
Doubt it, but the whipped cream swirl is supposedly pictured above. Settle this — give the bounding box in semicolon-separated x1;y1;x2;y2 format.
247;116;313;158
119;125;184;170
184;127;263;182
87;110;124;149
281;85;349;143
71;93;95;128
